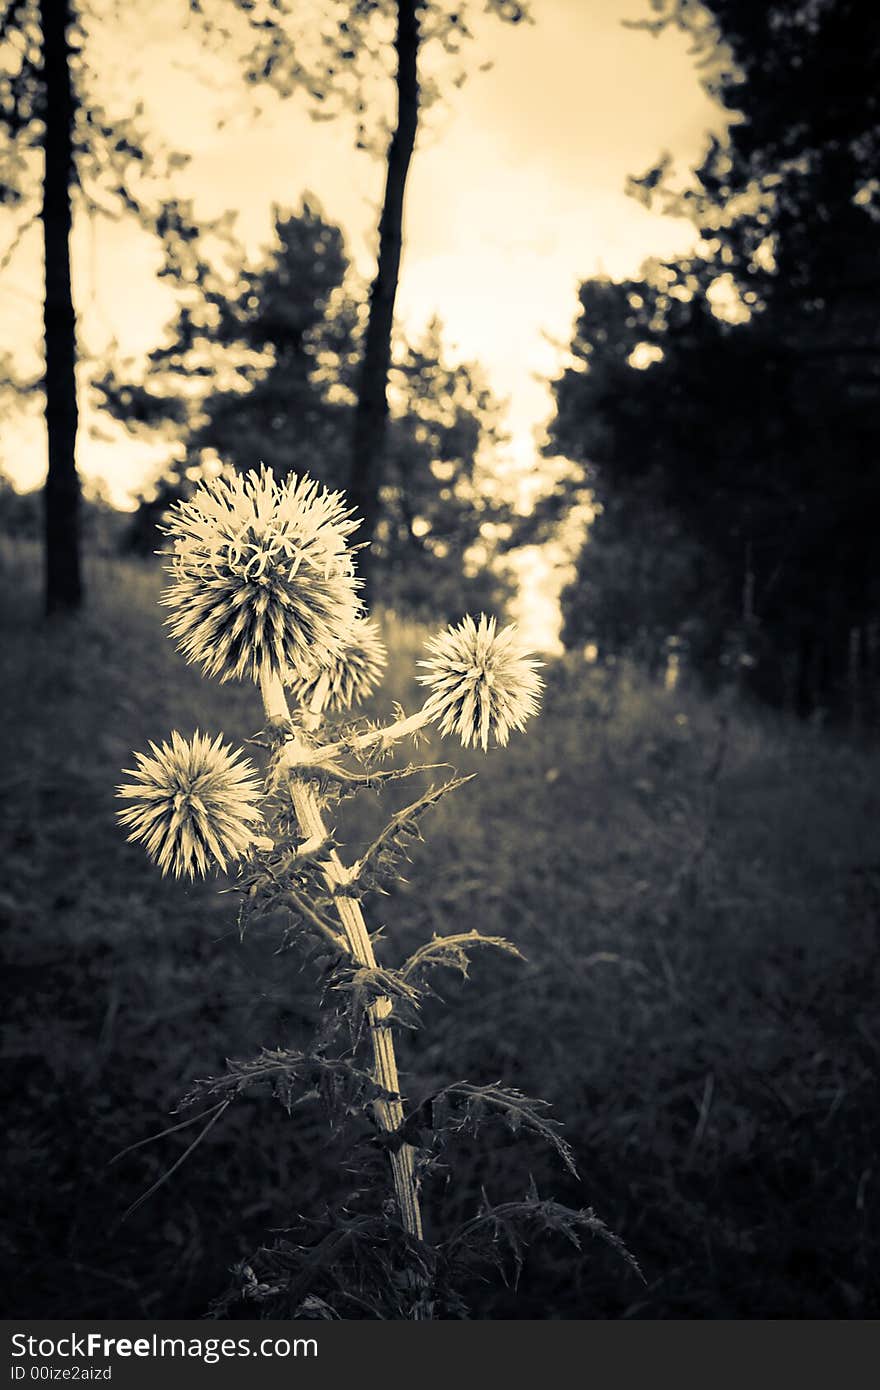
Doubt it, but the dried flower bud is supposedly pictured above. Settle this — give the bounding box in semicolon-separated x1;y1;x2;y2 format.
117;730;263;879
417;614;543;751
286;617;387;713
161;466;361;684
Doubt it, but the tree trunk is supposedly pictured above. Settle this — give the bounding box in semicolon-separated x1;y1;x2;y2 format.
41;0;82;615
349;0;419;605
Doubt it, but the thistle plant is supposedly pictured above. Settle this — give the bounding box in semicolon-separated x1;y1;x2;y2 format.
117;731;263;879
286;616;387;715
117;465;638;1317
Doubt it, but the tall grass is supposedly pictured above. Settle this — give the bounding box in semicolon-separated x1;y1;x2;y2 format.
3;542;879;1316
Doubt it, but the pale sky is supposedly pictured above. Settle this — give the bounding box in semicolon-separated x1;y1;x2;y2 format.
0;0;725;642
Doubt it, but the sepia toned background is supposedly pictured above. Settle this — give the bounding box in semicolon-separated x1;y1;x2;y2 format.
2;0;879;1318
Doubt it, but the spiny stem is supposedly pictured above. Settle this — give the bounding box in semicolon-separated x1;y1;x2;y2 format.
259;670;424;1243
297;708;430;767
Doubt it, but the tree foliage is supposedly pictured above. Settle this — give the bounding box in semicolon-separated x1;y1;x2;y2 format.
97;202;515;618
548;0;880;717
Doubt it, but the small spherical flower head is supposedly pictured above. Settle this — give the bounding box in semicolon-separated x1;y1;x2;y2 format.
161;466;362;685
117;730;263;880
286;617;387;714
417;613;543;752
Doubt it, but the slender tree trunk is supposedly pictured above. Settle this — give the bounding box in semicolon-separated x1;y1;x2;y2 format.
349;0;419;604
41;0;82;615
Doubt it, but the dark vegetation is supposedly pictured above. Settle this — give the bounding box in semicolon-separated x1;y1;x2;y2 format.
526;0;880;723
3;541;879;1317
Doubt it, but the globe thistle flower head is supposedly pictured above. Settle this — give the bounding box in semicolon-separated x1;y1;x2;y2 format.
417;614;543;752
161;466;362;685
286;617;387;714
117;730;264;880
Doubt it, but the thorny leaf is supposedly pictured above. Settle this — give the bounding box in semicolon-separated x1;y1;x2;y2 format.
180;1048;399;1130
294;760;452;795
236;833;333;905
406;1081;579;1178
343;774;476;894
209;1190;638;1320
329;963;424;1045
442;1186;644;1289
209;1212;436;1321
401;930;524;988
233;829;353;955
349;703;428;770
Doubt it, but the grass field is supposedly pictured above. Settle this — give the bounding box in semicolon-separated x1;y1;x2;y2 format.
3;540;879;1318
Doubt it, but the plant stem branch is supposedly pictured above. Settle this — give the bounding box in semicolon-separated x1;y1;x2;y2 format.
297;708;430;768
259;670;424;1242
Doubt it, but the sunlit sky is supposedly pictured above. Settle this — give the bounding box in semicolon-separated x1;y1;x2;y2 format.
1;0;726;643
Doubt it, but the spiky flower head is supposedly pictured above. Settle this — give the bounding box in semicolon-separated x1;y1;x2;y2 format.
161;466;362;684
286;617;387;714
417;614;543;752
117;730;263;879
